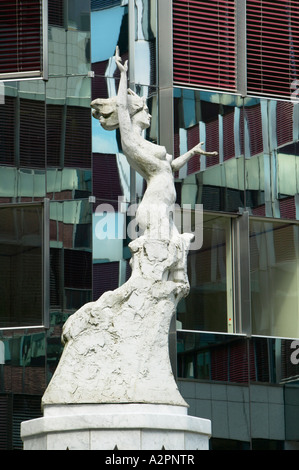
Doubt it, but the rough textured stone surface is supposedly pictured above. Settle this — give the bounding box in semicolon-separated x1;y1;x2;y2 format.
42;234;192;407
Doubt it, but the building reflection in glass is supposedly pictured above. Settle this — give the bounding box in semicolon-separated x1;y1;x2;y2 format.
90;0;158;302
0;204;44;328
0;0;93;450
174;89;299;221
244;98;299;219
174;89;245;213
177;331;299;386
250;219;299;338
177;331;299;442
177;213;233;334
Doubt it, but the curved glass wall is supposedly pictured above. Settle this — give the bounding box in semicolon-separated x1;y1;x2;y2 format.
174;89;245;214
1;0;298;450
174;87;299;447
0;1;92;449
177;213;233;334
90;0;158;300
174;89;299;220
174;87;299;340
250;219;299;338
243;98;299;219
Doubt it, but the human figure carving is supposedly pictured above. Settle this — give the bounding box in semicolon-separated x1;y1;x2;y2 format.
41;49;218;407
91;47;217;241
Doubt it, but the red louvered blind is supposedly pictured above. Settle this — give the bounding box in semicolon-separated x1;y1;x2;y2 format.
245;103;263;157
205;119;219;167
92;153;123;208
223;110;235;160
0;0;42;79
0;96;15;166
187;124;200;174
247;0;299;99
19;98;45;168
64;106;91;168
173;0;236;91
64;249;92;290
276;101;294;147
92;261;119;301
48;0;64;27
279;196;296;219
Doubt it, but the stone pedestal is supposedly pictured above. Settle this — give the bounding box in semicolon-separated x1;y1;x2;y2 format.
21;404;211;450
20;234;212;451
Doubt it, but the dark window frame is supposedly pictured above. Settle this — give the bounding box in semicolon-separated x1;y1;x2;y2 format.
0;199;49;329
0;0;48;81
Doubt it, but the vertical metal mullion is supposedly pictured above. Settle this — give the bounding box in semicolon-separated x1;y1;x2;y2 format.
226;218;234;333
233;211;251;336
42;0;49;81
128;0;136;92
43;198;50;328
60;101;67;169
128;0;136;204
236;0;247;96
157;0;173;154
14;93;20;170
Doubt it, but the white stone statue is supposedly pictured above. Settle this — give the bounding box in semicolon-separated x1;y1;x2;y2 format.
92;48;216;242
42;48;217;408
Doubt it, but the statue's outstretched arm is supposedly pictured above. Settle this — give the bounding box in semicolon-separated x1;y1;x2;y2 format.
171;142;218;172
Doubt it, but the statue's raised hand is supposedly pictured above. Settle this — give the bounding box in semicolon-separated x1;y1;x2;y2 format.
191;142;218;157
115;46;128;73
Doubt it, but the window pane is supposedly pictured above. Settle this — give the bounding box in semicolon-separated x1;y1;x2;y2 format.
177;214;233;333
177;332;299;385
173;0;236;91
250;219;299;338
174;89;245;214
177;332;250;383
0;204;44;328
247;0;299;99
134;0;157;88
0;0;43;79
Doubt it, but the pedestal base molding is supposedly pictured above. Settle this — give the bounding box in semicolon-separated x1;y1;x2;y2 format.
21;404;211;450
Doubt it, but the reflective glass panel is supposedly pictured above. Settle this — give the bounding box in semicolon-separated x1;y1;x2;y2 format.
48;0;91;77
49;199;92;312
177;213;233;333
244;97;299;220
0;80;46;170
177;332;250;383
174;89;245;213
177;331;299;445
0;204;44;328
250;219;299;338
177;331;299;385
134;0;157;87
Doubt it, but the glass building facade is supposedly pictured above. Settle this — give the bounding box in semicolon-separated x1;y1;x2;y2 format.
0;0;299;450
0;0;92;449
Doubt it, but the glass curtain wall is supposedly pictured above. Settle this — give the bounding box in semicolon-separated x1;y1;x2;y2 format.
174;88;299;448
88;1;299;446
0;1;92;449
174;88;299;337
91;0;157;298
